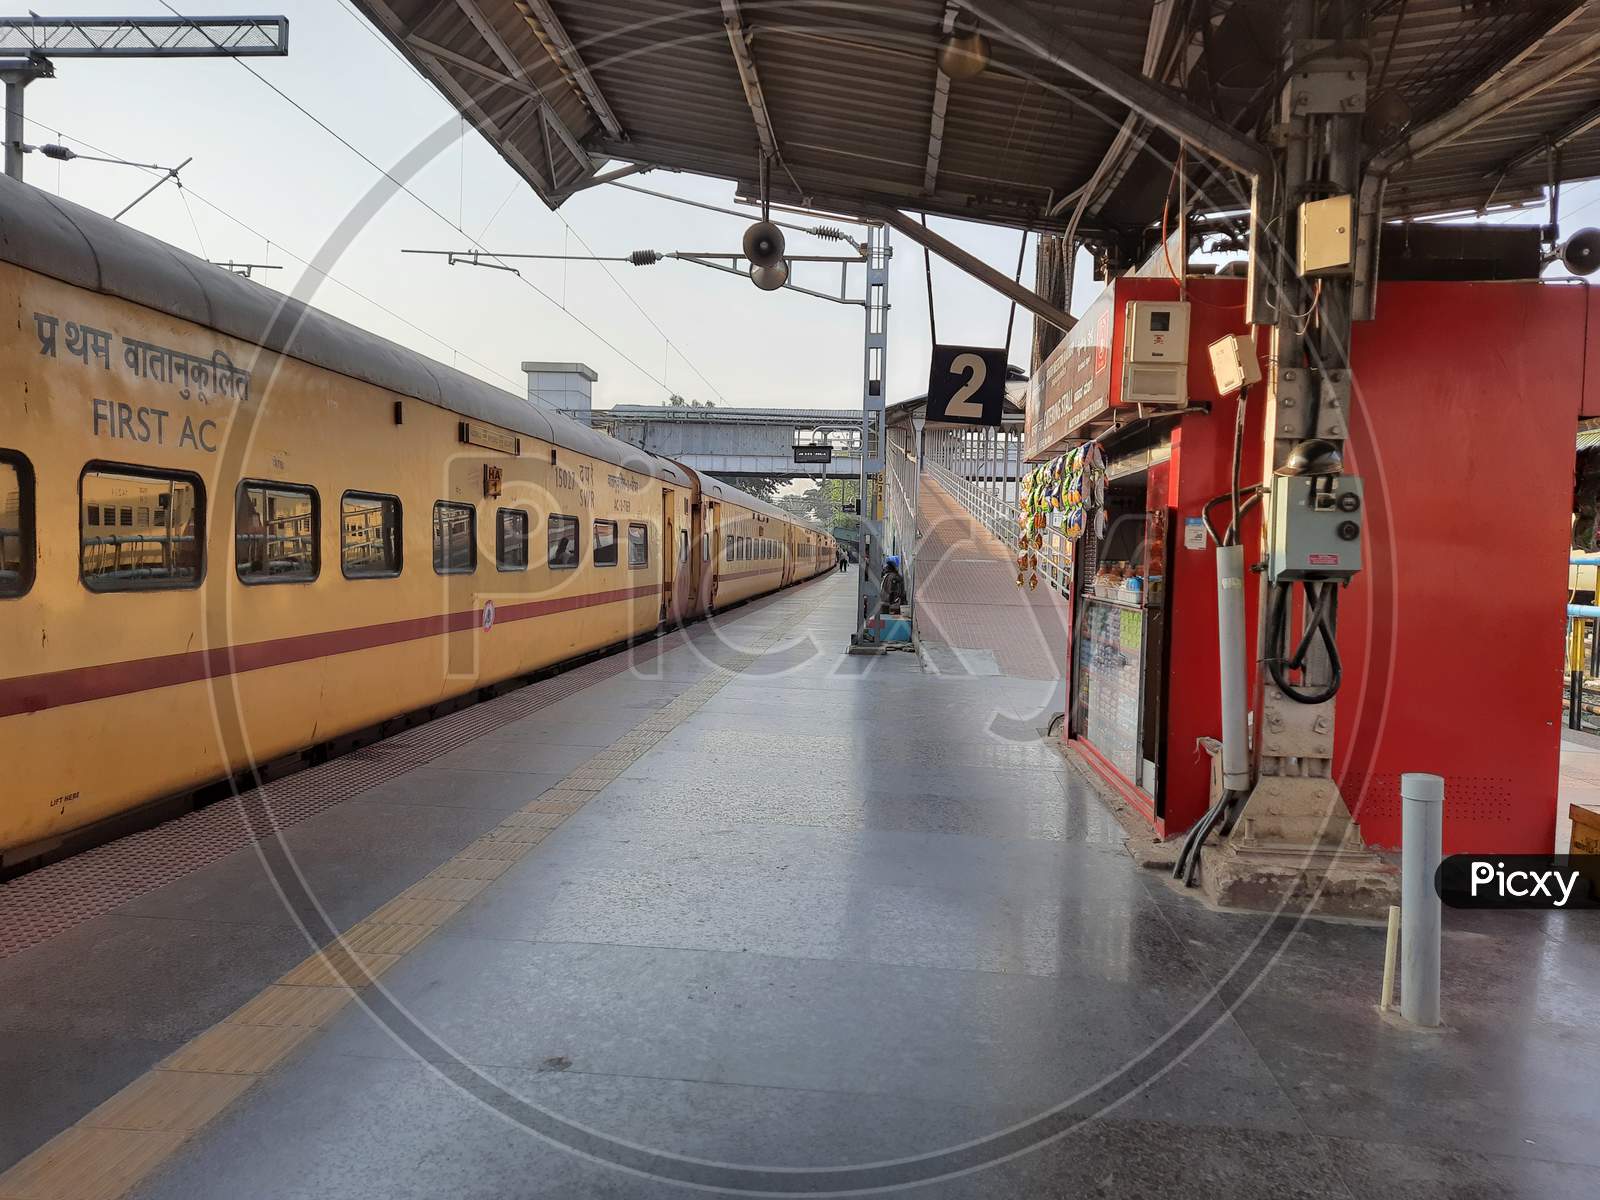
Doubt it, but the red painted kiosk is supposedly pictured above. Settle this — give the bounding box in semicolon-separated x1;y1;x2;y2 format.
1028;271;1598;855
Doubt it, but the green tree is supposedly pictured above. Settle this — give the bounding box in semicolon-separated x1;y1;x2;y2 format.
739;476;788;504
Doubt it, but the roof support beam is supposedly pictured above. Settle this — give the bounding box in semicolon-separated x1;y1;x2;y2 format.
1490;99;1600;180
1371;27;1600;179
962;0;1272;178
449;0;595;170
412;58;552;192
512;0;625;141
923;3;958;194
873;207;1075;334
719;0;779;159
408;29;591;173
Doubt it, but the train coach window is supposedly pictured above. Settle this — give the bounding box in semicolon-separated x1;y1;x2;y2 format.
433;502;476;575
341;491;402;578
0;451;35;597
702;532;710;563
628;522;649;568
549;514;579;570
497;509;529;571
80;465;202;592
678;529;688;563
594;520;619;567
235;481;317;583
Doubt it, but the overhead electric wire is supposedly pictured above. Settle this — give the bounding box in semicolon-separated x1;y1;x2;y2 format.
156;0;728;404
20;115;525;393
333;0;730;406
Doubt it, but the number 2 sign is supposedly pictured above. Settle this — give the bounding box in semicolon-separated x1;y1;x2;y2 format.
926;345;1008;427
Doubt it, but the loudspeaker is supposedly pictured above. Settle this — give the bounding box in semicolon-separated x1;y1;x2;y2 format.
750;260;789;291
1561;228;1600;276
742;220;786;269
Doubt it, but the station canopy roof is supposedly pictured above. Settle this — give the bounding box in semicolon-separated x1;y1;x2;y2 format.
355;1;1600;237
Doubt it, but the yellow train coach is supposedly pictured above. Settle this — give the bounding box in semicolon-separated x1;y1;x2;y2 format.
0;177;836;868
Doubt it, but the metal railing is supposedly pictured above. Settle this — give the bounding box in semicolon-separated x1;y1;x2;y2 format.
81;532;197;582
883;422;919;593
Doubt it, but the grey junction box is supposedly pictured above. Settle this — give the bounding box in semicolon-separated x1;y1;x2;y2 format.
1268;474;1363;581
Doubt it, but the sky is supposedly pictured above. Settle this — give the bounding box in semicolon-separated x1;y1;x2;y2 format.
17;0;1103;413
16;1;1600;414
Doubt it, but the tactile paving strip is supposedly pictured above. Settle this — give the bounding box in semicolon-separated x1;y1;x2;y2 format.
0;583;821;959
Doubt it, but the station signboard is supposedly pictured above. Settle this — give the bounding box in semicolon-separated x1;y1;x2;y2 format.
926;344;1008;427
793;444;833;463
1024;287;1114;461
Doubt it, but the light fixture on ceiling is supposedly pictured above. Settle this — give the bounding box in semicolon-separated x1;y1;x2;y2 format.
938;24;991;79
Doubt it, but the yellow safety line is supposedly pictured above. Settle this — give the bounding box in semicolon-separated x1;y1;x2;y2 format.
0;590;827;1200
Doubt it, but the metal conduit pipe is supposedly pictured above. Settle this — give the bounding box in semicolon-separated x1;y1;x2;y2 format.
1215;544;1251;792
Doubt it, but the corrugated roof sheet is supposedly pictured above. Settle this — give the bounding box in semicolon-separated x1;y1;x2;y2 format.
353;0;1600;235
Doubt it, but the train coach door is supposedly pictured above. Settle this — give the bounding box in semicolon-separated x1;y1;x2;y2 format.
661;488;675;626
686;499;705;619
707;502;721;612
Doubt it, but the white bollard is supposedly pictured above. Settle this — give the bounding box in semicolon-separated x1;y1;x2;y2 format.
1400;772;1444;1027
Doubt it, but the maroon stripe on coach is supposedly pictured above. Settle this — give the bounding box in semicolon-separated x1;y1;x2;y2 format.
0;582;662;718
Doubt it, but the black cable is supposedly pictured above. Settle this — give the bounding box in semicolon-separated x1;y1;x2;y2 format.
1265;580;1343;704
1185;803;1224;887
1200;493;1229;547
1230;384;1248;544
1225;489;1263;548
1201;484;1263;548
1173;788;1242;886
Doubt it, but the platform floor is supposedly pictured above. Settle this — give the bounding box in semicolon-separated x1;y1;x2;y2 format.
1557;727;1600;852
2;571;1598;1199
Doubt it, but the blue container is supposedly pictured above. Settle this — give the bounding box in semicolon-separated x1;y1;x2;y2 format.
870;615;912;643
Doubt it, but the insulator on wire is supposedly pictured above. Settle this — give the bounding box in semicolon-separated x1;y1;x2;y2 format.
810;224;845;241
629;249;662;266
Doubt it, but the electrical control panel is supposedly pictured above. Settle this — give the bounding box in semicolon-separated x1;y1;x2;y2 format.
1298;194;1354;277
1268;474;1363;582
1121;300;1189;406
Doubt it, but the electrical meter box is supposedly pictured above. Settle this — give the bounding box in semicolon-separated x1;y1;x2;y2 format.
1268;474;1363;581
1298;194;1354;276
1207;332;1262;395
1121;300;1189;406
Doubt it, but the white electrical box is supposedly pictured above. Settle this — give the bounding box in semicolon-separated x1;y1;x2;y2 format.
1121;300;1189;407
1268;474;1363;582
1298;194;1354;277
1207;333;1262;395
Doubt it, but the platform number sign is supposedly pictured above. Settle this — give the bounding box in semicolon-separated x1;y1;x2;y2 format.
926;345;1007;427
